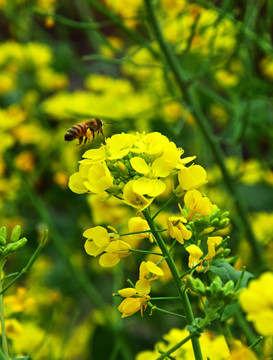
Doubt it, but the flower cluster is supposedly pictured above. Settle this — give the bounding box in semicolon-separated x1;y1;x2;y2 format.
69;131;232;324
83;226;131;267
69;132;197;210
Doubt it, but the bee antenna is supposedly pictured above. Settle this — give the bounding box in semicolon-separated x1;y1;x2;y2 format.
103;122;113;125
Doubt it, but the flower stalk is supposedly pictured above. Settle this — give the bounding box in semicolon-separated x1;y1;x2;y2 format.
143;209;203;360
0;262;9;360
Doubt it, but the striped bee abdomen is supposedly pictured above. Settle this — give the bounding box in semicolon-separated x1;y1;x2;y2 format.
64;124;85;141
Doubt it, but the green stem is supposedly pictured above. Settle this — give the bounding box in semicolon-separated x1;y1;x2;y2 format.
143;0;264;271
129;249;163;256
148;303;186;319
152;194;176;219
143;210;203;360
155;333;194;360
119;228;167;237
249;336;263;350
0;263;9;359
0;230;48;295
150;296;180;300
219;321;233;351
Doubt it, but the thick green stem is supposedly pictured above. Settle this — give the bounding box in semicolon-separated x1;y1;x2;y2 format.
143;210;203;360
0;264;9;359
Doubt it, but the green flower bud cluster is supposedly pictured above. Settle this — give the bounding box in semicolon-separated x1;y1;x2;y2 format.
0;225;27;258
187;275;235;303
188;209;230;236
107;158;138;183
210;210;230;230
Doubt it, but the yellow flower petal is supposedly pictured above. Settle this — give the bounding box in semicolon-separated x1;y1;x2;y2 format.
118;297;141;317
118;288;137;297
184;190;202;208
105;240;131;257
99;252;120;267
83;226;110;247
146;261;164;276
130;157;149;175
128;217;151;240
178;165;207;190
123;181;154;210
84;240;104;257
83;147;106;161
135;279;151;295
68;172;88;194
186;244;203;269
132;178;166;197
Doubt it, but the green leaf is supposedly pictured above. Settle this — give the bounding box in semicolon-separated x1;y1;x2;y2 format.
208;261;254;288
208;261;239;284
221;302;240;322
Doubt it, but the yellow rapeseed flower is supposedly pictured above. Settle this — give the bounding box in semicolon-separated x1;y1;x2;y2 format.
167;216;192;244
205;236;223;260
84;226;131;267
128;217;153;243
185;244;203;270
123;181;154;211
184;189;213;220
99;240;131;267
84;226;112;257
178;165;207;191
118;261;163;317
239;272;273;336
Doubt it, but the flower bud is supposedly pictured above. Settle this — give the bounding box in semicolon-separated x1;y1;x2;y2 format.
211;218;220;227
223;248;231;257
186;276;198;293
0;227;7;239
205;287;212;298
107;163;115;172
10;225;22;243
219;218;230;229
222;280;234;297
210;209;221;220
0;236;6;246
210;276;222;296
3;237;27;255
195;278;206;295
221;211;230;218
116;161;128;174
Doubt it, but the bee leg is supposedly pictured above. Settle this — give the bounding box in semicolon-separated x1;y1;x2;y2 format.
82;136;88;147
92;131;96;141
100;128;105;139
77;136;83;146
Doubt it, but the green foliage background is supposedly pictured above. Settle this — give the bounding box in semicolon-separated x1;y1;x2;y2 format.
0;0;273;359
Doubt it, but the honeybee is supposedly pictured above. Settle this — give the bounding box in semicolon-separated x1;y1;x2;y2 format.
64;118;104;146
